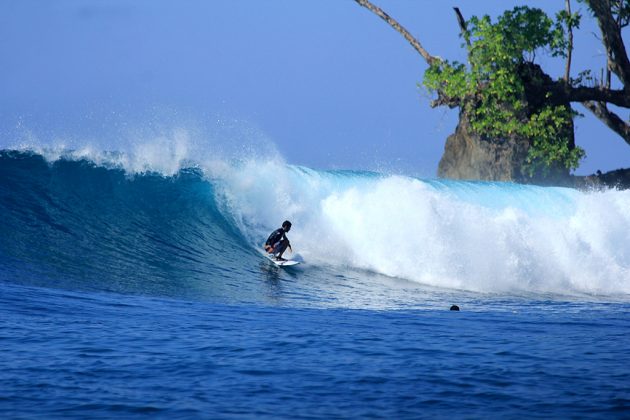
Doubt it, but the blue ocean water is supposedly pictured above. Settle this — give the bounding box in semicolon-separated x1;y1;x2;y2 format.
1;149;630;418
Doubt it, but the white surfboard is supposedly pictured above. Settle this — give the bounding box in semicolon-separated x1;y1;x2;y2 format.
265;254;300;267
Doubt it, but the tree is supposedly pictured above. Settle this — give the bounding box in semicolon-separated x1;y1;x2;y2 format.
354;0;630;183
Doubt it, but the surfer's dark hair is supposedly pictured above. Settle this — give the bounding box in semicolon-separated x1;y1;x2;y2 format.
282;220;292;229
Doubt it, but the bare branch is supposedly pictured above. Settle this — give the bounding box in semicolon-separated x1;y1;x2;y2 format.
586;0;630;88
453;6;472;69
564;0;574;81
353;0;436;65
582;101;630;145
430;92;461;109
562;85;630;107
453;7;470;46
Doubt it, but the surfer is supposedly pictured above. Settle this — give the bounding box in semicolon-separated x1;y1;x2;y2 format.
264;220;292;261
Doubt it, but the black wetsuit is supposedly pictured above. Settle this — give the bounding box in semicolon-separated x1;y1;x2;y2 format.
265;228;287;249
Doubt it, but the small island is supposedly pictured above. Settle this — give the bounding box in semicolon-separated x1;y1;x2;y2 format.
355;0;630;189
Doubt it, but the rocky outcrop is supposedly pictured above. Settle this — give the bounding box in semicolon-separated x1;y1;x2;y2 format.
353;0;629;187
438;110;573;185
438;63;576;185
437;104;630;190
438;109;531;182
573;168;630;190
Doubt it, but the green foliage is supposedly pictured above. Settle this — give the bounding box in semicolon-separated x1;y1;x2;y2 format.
555;8;581;45
523;106;585;176
423;6;585;175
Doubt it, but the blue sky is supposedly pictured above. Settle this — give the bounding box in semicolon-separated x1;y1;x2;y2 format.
1;0;628;176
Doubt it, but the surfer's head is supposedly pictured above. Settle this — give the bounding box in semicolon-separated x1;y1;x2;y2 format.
282;220;292;231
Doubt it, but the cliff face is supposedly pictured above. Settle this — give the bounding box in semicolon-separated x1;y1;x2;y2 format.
439;110;630;189
438;63;575;185
437;112;574;185
574;168;630;190
437;110;531;182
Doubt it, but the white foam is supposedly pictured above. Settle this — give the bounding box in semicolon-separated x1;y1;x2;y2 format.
217;163;630;296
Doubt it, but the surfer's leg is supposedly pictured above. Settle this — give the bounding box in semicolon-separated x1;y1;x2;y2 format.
273;239;289;260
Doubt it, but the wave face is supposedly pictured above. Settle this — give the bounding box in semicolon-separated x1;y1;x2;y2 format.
1;149;630;302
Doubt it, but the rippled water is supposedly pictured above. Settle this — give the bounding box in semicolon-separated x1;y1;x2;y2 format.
3;282;629;418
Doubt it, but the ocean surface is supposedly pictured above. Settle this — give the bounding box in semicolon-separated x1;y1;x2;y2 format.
1;148;630;418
